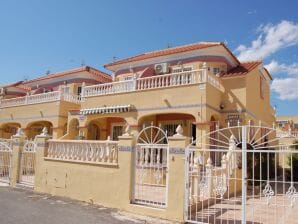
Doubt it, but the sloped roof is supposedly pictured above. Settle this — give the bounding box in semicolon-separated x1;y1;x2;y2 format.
22;66;112;84
220;61;263;78
104;42;240;68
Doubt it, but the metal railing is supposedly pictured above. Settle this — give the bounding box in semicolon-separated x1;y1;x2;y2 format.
19;140;37;187
82;69;221;97
46;139;119;165
0;140;12;184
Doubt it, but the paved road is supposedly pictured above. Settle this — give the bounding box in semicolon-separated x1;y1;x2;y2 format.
0;186;173;224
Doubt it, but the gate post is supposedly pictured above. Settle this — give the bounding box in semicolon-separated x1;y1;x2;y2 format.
241;125;247;224
167;134;188;222
118;134;135;207
10;133;25;187
34;134;51;191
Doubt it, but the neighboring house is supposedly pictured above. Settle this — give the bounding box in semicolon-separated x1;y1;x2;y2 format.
276;116;298;135
276;115;298;143
0;66;111;139
0;41;275;142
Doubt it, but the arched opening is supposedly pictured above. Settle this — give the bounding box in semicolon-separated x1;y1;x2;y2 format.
63;122;68;136
0;122;21;139
68;119;79;139
86;117;126;141
26;121;53;139
138;113;196;140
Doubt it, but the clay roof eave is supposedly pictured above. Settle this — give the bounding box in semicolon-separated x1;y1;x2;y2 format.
22;66;112;85
104;42;240;70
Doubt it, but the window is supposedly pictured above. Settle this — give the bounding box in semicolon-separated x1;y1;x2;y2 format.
277;121;287;128
172;66;192;73
212;67;220;75
77;86;82;96
112;125;124;141
124;76;133;81
161;123;179;137
62;86;70;94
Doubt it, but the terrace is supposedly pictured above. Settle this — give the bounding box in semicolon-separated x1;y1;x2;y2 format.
0;90;81;108
81;68;220;97
0;69;220;108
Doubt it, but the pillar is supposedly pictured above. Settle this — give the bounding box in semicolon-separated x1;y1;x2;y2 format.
10;133;25;187
167;132;188;222
34;134;51;191
117;133;135;207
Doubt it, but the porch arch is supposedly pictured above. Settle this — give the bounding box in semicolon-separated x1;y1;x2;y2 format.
25;120;53;139
0;122;21;139
67;118;79;139
85;116;126;140
138;113;196;139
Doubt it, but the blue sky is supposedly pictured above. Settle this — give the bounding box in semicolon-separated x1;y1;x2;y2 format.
0;0;298;115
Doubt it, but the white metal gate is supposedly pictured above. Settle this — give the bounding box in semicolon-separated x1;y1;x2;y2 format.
132;125;169;208
19;140;37;187
0;139;12;184
185;125;298;224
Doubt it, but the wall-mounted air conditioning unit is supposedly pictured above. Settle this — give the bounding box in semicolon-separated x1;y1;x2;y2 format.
154;63;169;74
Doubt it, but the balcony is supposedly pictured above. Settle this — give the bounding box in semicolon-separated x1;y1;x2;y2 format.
276;130;298;138
82;69;220;98
0;91;81;108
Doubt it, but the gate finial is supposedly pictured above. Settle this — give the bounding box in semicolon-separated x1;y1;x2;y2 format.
229;135;237;150
40;127;48;136
174;125;184;137
123;124;131;136
14;128;24;137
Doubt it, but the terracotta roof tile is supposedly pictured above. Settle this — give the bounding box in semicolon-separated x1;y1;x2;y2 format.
22;66;112;84
104;42;240;68
220;61;262;78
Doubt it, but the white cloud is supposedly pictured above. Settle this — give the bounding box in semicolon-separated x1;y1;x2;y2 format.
265;60;298;75
236;20;298;61
271;78;298;100
265;60;298;100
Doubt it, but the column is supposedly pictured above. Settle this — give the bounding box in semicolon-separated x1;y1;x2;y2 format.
167;125;189;222
117;133;135;207
10;132;25;187
34;133;51;191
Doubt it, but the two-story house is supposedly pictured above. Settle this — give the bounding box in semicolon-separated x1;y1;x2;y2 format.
0;41;275;144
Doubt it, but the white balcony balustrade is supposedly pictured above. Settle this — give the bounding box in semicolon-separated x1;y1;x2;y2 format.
82;80;134;97
0;69;221;107
46;140;119;165
0;91;81;108
82;69;220;97
276;130;298;138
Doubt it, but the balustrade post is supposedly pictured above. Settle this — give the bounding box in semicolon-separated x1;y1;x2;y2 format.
10;131;25;187
25;93;29;104
58;85;63;100
133;74;137;91
202;62;208;82
206;157;214;198
34;133;51;191
117;133;135;207
81;82;86;97
168;131;188;222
